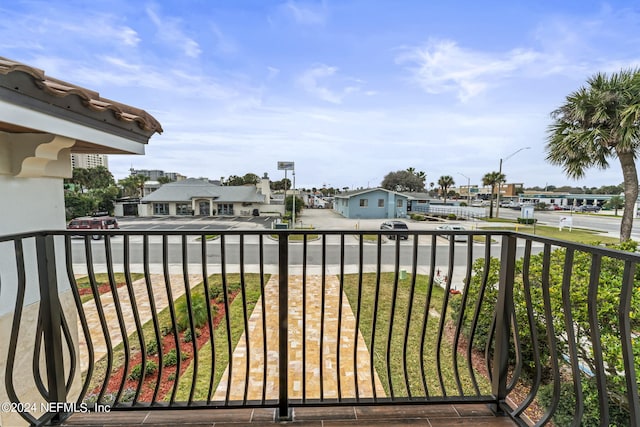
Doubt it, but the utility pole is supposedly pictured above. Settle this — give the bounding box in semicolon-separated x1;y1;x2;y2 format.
496;147;530;218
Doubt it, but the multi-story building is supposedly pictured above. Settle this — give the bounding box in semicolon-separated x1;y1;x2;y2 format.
129;168;186;181
70;153;108;169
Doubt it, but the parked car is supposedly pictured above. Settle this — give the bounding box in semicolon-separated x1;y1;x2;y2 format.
437;224;468;242
67;215;119;239
573;205;601;213
380;220;409;240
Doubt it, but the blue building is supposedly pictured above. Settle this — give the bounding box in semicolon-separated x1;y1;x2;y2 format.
334;188;409;219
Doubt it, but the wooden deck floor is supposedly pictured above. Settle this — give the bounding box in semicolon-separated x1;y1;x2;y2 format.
63;404;518;426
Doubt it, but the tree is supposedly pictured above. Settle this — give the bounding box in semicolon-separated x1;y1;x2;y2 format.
381;170;425;192
225;175;244;186
482;171;505;218
85;166;115;189
546;69;640;241
271;178;291;191
157;176;173;184
242;173;260;185
437;175;455;204
606;195;625;216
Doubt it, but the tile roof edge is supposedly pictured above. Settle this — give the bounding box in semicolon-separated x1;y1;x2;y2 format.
0;56;163;135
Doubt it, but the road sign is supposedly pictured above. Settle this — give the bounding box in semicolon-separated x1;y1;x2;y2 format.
278;161;295;170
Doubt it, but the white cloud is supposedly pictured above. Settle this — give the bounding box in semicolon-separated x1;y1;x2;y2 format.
145;6;201;58
397;39;541;102
297;64;365;104
283;0;327;25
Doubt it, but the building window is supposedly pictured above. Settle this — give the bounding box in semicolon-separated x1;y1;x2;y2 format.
378;199;384;207
153;203;169;215
176;203;191;215
359;199;368;207
397;199;403;208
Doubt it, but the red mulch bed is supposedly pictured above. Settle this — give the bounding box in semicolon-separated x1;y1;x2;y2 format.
90;292;236;402
78;281;127;297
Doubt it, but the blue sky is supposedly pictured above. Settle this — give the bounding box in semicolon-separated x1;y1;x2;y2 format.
2;1;640;190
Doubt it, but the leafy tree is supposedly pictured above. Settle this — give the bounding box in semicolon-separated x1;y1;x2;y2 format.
271;178;291;191
482;171;505;218
546;69;640;241
285;195;303;215
605;195;625;215
85;166;115;189
242;173;260;185
381;170;425;192
437;175;455;204
157;176;173;184
64;192;97;220
225;175;244;186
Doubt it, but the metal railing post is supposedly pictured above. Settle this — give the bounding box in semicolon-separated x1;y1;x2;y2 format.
491;234;516;414
36;234;67;423
277;232;291;420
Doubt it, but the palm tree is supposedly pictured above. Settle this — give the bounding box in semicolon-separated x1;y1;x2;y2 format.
438;175;455;204
546;69;640;241
605;195;625;217
482;171;505;218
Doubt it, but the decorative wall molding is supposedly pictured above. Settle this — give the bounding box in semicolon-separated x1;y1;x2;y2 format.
0;132;74;178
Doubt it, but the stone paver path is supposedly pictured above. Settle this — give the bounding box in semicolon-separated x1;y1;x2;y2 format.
213;275;385;401
78;274;203;372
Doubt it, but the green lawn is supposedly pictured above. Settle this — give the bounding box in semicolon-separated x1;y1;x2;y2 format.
479;224;619;245
75;272;144;303
342;272;491;398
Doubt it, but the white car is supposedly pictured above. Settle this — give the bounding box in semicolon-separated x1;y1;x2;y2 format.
437;224;468;242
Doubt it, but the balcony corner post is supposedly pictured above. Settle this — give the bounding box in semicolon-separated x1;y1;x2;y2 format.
277;232;291;420
36;234;68;423
491;234;516;414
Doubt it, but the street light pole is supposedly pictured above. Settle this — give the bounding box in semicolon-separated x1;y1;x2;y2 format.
292;170;296;227
458;172;471;206
496;146;530;218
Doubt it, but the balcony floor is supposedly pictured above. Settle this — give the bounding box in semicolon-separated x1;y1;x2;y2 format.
63;404;518;426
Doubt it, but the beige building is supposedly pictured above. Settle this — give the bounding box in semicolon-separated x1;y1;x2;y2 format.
70;153;108;169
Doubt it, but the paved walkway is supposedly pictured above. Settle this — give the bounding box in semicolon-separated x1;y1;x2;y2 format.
213;274;385;401
78;274;203;372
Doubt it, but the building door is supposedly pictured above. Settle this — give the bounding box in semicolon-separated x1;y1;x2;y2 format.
198;201;210;216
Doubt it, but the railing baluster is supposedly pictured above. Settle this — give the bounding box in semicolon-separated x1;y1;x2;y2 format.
181;234;198;406
402;235;419;398
259;234;267;404
586;254;608;426
302;234;308;403
163;235;180;405
491;234;516;414
619;261;640;426
220;235;233;405
320;233;326;400
354;234;364;401
239;234;250;404
104;235;131;405
201;234;216;405
277;231;290;419
560;248;584;426
142;234;163;404
386;237;401;399
370;235;382;401
419;234;437;398
337;234;345;401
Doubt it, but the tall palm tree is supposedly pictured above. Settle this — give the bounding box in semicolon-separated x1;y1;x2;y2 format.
482;171;505;218
546;69;640;241
438;175;455;204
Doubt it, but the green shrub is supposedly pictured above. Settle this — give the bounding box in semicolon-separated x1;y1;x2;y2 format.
410;213;426;221
175;293;208;331
208;283;224;300
161;325;173;337
517;217;537;224
128;359;158;380
183;328;201;343
538;377;629;426
163;349;191;367
447;213;457;220
145;339;158;356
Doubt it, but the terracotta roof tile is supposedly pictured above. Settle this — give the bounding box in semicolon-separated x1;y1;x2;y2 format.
0;56;163;135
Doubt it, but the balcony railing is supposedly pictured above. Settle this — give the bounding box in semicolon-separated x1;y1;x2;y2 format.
1;228;639;426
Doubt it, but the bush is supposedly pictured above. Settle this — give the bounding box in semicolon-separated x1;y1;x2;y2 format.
447;213;457;220
538;377;629;426
208;283;224;300
183;328;201;343
517;217;537;224
163;348;190;367
410;213;426;221
128;359;158;380
145;339;158;356
161;325;174;337
175;293;208;331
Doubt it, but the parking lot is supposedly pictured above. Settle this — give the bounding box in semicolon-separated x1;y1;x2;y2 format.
117;214;278;231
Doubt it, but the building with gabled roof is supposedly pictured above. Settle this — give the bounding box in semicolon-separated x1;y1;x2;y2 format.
139;176;279;216
334;187;409;219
